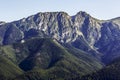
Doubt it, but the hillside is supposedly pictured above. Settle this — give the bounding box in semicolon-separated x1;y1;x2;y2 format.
79;57;120;80
0;11;120;79
0;37;103;80
0;11;120;64
0;55;23;80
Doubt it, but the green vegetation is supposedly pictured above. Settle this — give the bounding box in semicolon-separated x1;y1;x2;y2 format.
12;38;103;80
0;37;104;80
0;55;23;80
0;45;17;63
79;57;120;80
0;11;120;80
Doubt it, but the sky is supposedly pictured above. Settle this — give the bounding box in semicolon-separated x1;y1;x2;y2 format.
0;0;120;22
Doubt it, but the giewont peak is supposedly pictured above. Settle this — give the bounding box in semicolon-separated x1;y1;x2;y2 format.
76;11;90;17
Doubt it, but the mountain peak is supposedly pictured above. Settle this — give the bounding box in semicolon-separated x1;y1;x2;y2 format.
35;11;69;16
76;11;90;17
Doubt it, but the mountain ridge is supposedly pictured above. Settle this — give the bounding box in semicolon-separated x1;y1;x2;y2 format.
0;37;103;80
0;11;120;79
0;11;120;64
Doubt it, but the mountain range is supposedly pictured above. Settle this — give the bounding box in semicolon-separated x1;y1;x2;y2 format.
0;11;120;80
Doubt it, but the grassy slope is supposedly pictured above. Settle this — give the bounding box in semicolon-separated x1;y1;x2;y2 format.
0;37;103;80
0;55;23;80
80;58;120;80
12;38;103;80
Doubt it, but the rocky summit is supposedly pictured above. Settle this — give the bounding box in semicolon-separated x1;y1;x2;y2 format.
0;11;120;80
0;11;120;64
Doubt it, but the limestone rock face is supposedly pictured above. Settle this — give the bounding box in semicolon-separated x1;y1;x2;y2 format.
7;11;103;46
1;11;120;63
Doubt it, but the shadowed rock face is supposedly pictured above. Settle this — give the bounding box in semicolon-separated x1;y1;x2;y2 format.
0;21;5;25
1;11;120;64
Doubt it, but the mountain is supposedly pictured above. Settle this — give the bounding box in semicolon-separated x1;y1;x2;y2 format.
0;11;120;64
94;21;120;64
0;11;120;79
0;37;103;80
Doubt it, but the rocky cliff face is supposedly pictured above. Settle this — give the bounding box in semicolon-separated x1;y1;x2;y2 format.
0;21;5;25
0;11;120;64
10;11;103;46
0;12;102;45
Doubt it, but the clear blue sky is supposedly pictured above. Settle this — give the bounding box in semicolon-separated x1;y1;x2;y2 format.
0;0;120;22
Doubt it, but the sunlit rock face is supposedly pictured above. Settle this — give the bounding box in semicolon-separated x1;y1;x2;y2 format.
6;11;102;45
1;11;120;63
